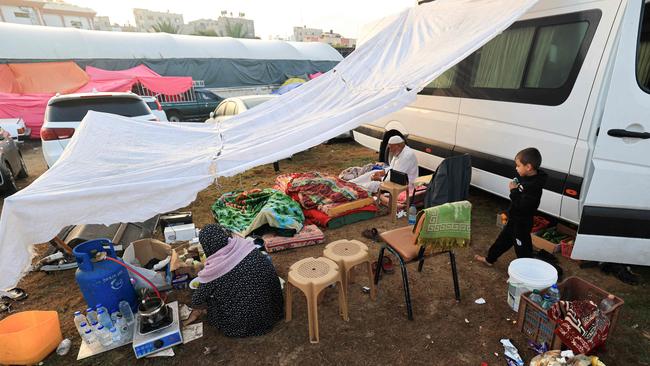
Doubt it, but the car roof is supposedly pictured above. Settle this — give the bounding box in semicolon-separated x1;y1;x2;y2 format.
48;92;143;105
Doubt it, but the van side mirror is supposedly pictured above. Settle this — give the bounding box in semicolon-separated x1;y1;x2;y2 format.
209;112;214;119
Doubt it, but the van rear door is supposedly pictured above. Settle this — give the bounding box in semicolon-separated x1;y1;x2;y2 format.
573;1;650;265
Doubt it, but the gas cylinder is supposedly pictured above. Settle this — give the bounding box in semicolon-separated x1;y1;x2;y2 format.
73;239;136;313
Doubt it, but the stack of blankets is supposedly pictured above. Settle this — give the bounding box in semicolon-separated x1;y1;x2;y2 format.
275;172;378;229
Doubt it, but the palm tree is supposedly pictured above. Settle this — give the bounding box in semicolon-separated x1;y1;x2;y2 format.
151;20;179;34
193;29;219;37
219;19;248;38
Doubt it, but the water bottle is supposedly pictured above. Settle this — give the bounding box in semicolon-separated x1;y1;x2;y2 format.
114;312;129;335
119;300;135;324
547;284;561;304
82;327;97;346
97;308;113;329
540;294;553;309
528;289;543;305
86;308;98;325
109;327;121;344
96;303;109;316
95;325;112;347
408;205;417;225
73;311;88;335
599;294;616;312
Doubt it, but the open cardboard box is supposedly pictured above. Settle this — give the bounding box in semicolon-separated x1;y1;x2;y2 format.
531;223;577;254
124;238;177;289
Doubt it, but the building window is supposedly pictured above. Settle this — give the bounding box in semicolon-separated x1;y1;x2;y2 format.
70;20;83;28
638;2;650;92
14;11;31;18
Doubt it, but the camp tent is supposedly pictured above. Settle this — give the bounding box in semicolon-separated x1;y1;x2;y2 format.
0;23;343;89
0;0;538;292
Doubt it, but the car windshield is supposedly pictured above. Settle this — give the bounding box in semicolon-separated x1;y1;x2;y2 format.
46;97;151;122
242;96;274;110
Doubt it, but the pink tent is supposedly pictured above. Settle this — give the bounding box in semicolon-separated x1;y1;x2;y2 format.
0;63;193;138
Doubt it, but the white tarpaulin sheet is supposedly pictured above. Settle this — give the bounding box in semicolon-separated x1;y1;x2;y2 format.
0;0;537;290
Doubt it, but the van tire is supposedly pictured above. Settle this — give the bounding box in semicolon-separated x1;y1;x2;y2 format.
166;111;182;122
17;153;28;179
0;162;17;195
379;131;406;163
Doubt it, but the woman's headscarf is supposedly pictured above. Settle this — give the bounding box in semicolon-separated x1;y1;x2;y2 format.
199;224;232;257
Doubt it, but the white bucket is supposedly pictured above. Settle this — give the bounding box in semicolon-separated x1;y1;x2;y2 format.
507;258;558;312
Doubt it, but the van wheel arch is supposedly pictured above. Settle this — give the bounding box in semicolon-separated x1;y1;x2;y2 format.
379;130;406;163
166;110;182;122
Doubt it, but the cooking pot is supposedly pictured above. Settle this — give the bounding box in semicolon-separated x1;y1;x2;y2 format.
137;297;169;326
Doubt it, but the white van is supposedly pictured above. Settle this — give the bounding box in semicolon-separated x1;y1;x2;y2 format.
354;0;650;265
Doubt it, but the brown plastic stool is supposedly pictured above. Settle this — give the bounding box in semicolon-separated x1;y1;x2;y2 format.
379;181;409;223
285;257;349;343
323;239;376;301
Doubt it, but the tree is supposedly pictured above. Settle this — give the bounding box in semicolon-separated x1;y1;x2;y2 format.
219;19;248;38
193;29;219;37
151;20;179;34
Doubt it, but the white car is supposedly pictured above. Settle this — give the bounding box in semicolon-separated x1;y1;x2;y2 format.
141;96;168;122
0;118;31;144
41;92;157;167
204;95;277;124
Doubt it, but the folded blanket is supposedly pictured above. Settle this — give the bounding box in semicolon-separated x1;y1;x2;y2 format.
415;200;471;252
547;300;610;354
262;224;325;253
285;172;369;209
320;197;374;217
211;188;304;237
305;204;378;228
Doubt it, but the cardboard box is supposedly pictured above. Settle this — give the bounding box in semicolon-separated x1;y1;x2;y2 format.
123;239;177;289
531;223;577;254
163;223;198;244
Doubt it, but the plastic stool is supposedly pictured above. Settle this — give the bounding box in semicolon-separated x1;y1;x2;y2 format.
323;239;376;301
285;257;349;343
379;181;409;223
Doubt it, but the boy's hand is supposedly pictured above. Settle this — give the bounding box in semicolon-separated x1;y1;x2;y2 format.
509;181;518;190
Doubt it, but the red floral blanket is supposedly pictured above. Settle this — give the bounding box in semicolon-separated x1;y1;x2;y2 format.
547;300;610;354
281;172;369;210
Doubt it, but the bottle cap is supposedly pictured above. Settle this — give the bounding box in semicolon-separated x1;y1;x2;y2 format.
607;294;615;300
96;303;103;308
110;327;116;332
86;308;93;312
97;309;105;314
85;329;92;334
74;311;81;315
90;321;98;326
97;325;104;330
80;322;87;327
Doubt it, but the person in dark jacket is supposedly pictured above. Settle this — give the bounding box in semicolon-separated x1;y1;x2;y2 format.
190;224;283;337
475;148;548;265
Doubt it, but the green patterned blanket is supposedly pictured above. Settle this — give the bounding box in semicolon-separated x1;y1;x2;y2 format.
415;201;472;253
212;188;305;237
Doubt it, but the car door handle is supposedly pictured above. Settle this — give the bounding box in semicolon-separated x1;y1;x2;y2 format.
607;129;650;139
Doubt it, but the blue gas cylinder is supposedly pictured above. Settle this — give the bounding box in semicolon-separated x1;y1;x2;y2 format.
73;239;137;314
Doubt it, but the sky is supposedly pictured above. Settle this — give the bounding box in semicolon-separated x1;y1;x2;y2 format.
66;0;415;40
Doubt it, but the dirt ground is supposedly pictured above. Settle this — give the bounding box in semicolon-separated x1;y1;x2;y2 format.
2;140;649;366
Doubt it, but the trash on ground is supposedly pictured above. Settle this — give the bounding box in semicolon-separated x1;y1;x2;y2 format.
464;318;470;323
56;339;71;356
182;322;203;344
474;298;486;304
146;348;175;358
530;350;606;366
179;304;192;321
500;339;524;366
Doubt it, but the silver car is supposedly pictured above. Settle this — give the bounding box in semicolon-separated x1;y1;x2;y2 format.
0;127;28;195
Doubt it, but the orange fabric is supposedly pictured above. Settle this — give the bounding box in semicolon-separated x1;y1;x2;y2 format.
0;65;20;93
8;61;89;94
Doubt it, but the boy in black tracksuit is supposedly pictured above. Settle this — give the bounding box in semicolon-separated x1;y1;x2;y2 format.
475;148;548;265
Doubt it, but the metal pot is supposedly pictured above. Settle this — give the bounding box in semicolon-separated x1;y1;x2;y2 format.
138;297;169;326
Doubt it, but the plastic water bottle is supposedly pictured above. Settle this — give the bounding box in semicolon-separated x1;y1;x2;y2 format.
96;303;109;316
547;284;561;304
73;311;88;335
119;300;135;324
540;294;553;309
528;289;543;305
599;294;616;312
114;312;129;335
81;327;97;346
85;308;98;325
97;309;113;329
109;327;121;344
408;205;417;225
95;325;112;347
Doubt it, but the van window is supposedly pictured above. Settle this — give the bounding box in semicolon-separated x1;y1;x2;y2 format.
638;2;650;92
471;27;535;89
421;10;601;105
525;22;589;88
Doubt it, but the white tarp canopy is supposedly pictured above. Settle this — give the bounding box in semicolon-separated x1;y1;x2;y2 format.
0;0;537;291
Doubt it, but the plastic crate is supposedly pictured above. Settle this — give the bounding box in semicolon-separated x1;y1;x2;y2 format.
517;276;624;350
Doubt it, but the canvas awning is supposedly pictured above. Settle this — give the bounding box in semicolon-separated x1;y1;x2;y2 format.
0;0;538;291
